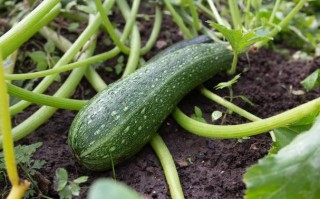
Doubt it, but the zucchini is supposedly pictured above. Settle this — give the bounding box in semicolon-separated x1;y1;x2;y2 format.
68;43;233;171
147;35;212;63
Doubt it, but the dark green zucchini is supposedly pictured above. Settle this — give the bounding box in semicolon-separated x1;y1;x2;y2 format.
68;43;233;171
147;34;212;63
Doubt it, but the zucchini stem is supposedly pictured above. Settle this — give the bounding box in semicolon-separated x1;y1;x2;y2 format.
150;134;185;199
172;98;320;138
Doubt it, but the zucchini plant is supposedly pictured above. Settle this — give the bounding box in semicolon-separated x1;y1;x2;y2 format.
0;0;319;198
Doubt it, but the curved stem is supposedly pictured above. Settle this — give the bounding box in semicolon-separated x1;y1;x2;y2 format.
140;6;163;55
254;0;308;49
94;0;130;54
227;53;238;75
0;0;61;59
0;28;97;147
7;83;87;110
162;0;193;39
200;86;260;121
0;49;19;187
228;0;242;29
186;0;201;31
269;0;282;23
117;0;141;77
122;26;141;77
172;98;320;138
150;134;185;199
85;66;108;92
8;0;115;116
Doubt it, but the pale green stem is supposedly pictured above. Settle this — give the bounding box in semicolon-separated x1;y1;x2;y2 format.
150;134;185;199
0;34;97;147
9;0;115;115
228;0;242;29
85;66;108;92
254;0;308;49
140;6;163;55
0;0;61;59
269;0;282;23
244;0;251;29
200;86;260;121
207;0;230;28
186;0;201;31
227;53;238;75
162;0;193;39
172;98;320;138
6;83;87;110
94;0;130;54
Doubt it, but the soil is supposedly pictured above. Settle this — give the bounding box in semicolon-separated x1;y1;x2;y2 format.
3;3;320;199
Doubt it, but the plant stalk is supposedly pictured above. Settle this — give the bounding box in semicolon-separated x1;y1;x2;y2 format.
150;134;185;199
172;98;320;138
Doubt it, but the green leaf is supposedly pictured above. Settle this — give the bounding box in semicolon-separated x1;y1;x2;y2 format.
73;176;88;184
58;186;73;199
88;179;141;199
301;69;320;91
27;51;48;71
55;168;68;191
69;182;81;196
14;142;42;164
215;74;241;89
271;110;319;152
210;23;268;53
115;63;124;75
244;117;320;199
211;110;222;121
44;40;55;54
191;106;207;123
68;22;79;32
194;106;202;117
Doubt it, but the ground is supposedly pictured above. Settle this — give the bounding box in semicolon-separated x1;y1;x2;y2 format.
5;4;320;199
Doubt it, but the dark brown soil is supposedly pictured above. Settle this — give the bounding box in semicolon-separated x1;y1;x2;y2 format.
4;3;320;199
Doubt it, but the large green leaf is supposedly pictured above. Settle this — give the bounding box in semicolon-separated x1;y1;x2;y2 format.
87;178;141;199
244;117;320;199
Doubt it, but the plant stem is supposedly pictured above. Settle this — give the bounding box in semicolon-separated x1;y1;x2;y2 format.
85;67;108;92
162;0;193;39
172;98;320;138
117;0;141;77
227;53;238;75
207;0;230;28
150;134;185;199
0;0;61;59
94;0;130;54
254;0;308;49
186;0;201;31
200;86;260;121
228;0;242;29
244;0;251;29
9;0;115;116
269;0;282;23
6;83;87;110
0;27;97;147
140;6;163;55
0;48;30;198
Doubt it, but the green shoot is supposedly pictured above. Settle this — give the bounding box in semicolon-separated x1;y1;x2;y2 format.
211;23;268;74
54;168;88;199
191;106;207;123
301;69;320;91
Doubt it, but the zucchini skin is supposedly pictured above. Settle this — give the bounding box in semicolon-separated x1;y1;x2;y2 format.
148;35;212;63
68;43;233;171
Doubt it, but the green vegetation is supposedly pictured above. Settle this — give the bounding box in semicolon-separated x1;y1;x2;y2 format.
0;0;319;198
